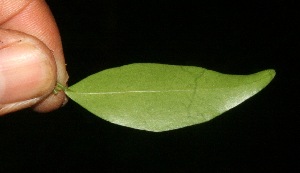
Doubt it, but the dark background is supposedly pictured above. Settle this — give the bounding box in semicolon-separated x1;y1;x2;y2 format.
1;0;298;172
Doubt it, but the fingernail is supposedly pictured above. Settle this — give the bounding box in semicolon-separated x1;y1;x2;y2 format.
0;38;56;104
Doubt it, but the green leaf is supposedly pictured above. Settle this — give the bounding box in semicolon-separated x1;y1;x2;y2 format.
65;63;275;132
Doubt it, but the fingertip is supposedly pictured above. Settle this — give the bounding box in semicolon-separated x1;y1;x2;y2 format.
0;29;56;104
33;91;68;113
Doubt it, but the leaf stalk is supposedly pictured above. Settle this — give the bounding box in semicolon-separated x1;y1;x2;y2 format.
53;82;67;94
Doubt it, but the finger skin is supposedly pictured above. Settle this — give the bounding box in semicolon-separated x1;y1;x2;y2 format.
0;29;57;103
0;0;68;115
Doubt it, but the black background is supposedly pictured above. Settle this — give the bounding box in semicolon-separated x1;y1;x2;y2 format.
1;0;299;172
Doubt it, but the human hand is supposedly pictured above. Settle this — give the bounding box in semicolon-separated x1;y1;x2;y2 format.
0;0;68;115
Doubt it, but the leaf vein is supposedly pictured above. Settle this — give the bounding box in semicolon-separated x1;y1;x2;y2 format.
69;89;194;95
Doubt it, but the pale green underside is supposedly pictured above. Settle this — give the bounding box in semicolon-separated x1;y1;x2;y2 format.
66;63;275;132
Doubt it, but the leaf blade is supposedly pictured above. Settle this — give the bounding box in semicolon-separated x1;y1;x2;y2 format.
66;63;275;132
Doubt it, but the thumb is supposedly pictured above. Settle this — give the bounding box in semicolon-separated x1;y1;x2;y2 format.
0;29;56;115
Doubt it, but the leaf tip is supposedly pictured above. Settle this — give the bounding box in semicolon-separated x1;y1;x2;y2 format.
264;69;276;84
267;69;276;79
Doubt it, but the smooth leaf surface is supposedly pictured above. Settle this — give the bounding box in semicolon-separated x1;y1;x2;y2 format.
65;63;275;132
